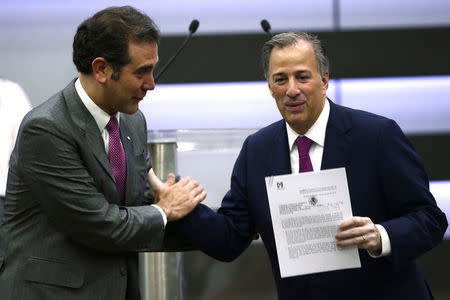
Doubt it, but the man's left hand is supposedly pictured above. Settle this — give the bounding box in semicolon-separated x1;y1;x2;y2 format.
335;216;381;252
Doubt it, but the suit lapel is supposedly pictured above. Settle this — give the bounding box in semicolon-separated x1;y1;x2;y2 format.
321;100;352;170
267;121;291;176
63;79;115;182
86;127;116;182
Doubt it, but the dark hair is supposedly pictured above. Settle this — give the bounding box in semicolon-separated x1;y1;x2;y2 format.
73;6;160;79
261;32;329;80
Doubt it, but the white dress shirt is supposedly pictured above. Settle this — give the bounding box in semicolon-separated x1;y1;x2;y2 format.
285;99;391;257
75;78;167;226
0;79;32;196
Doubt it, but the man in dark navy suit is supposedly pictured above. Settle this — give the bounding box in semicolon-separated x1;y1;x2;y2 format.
172;32;448;299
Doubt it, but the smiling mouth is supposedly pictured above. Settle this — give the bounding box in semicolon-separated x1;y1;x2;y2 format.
136;92;147;101
286;101;306;111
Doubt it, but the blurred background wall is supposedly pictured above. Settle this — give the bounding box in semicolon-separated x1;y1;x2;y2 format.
1;0;449;299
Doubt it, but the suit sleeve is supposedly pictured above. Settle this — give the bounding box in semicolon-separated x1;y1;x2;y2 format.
139;111;155;205
169;137;255;262
377;119;447;269
18;117;164;253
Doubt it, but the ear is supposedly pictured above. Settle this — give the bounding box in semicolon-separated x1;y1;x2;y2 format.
92;57;110;84
322;72;329;88
322;72;329;93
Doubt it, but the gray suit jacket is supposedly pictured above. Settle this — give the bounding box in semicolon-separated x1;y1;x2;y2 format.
0;79;165;300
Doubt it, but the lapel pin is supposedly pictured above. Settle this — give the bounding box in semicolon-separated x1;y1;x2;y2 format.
127;136;131;141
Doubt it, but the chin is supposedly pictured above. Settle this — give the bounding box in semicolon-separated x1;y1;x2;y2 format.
287;115;309;128
121;105;139;115
286;112;306;123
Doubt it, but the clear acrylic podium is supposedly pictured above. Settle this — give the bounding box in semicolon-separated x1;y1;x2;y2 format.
140;128;266;300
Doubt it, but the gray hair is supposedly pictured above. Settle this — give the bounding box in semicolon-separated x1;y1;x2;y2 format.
261;32;329;80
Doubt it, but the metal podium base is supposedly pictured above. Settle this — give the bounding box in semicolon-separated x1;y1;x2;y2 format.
140;140;182;300
139;252;183;300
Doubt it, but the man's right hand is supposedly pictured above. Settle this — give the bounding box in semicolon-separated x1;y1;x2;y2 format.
155;173;206;221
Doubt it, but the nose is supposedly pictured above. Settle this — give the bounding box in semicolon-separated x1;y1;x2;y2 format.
286;79;300;98
142;73;156;91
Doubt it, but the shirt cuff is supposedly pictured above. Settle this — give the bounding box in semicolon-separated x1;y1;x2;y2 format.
151;204;167;228
368;224;392;258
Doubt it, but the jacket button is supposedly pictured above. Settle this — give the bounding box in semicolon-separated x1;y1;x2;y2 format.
120;266;127;276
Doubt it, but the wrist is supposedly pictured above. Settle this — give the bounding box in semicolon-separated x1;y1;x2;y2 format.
156;203;170;219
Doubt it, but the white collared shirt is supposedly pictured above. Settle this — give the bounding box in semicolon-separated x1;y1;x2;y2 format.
75;78;118;155
286;99;330;174
284;98;390;257
74;78;167;226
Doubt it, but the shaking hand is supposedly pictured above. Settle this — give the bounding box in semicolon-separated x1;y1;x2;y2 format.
154;173;206;221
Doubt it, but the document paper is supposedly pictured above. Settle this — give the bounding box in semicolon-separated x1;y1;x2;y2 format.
265;167;361;278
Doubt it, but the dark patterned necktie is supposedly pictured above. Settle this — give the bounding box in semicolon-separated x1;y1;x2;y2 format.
296;136;313;173
106;116;127;203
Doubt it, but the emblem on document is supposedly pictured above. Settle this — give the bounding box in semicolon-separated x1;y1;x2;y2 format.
309;196;318;206
276;181;284;190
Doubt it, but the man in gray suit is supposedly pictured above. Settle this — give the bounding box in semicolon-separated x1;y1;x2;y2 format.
0;6;205;300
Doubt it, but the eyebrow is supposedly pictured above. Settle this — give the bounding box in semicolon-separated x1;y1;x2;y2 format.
134;65;154;74
272;70;312;77
295;69;312;74
272;72;285;78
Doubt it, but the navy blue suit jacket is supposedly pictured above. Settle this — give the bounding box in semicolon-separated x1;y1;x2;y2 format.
173;100;447;299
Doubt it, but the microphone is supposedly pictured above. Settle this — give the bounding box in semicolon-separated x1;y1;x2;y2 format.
260;19;272;36
189;19;200;34
155;19;200;81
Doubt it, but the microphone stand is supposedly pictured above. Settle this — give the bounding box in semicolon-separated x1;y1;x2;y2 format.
155;20;199;81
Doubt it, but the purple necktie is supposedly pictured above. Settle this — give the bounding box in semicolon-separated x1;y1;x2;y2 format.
106;117;127;203
296;136;313;173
